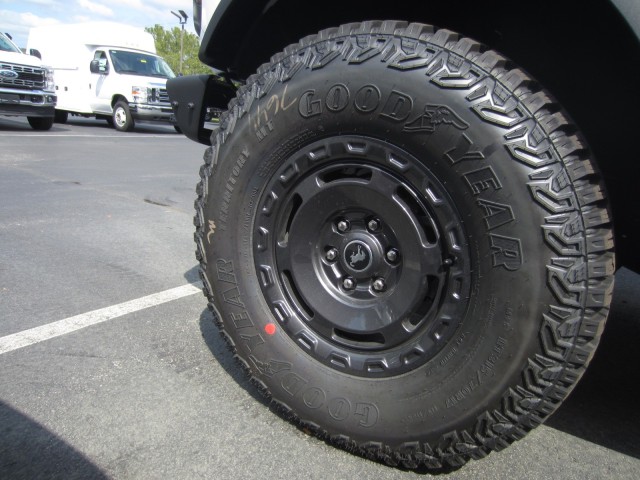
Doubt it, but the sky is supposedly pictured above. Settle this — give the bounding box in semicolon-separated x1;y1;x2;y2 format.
0;0;204;48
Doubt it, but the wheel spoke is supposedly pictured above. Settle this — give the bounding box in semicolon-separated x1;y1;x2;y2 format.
291;172;325;205
367;168;399;198
419;242;444;274
275;242;292;271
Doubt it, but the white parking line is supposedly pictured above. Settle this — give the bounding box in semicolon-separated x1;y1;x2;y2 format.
0;283;203;355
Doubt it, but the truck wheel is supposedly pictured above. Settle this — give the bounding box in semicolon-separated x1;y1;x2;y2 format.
112;100;134;132
194;21;614;469
27;116;54;130
54;110;68;124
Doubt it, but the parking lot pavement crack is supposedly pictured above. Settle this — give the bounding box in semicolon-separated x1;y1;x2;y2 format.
2;163;194;215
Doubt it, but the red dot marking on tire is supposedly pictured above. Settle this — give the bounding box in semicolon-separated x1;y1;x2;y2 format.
265;323;276;335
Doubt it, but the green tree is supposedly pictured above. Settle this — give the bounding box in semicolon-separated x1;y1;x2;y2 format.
145;25;211;76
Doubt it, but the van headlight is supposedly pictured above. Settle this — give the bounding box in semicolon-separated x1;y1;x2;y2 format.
45;67;55;92
132;86;150;103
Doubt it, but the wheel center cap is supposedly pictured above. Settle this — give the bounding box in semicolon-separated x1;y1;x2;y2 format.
344;240;373;272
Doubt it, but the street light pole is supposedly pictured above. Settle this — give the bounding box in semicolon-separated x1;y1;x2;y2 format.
171;10;188;75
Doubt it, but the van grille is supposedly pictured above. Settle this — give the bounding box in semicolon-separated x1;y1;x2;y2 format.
152;88;170;103
0;63;46;90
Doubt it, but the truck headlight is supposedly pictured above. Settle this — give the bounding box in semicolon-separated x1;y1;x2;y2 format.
45;67;55;92
132;86;150;103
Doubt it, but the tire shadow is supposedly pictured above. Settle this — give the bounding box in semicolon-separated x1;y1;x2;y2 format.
0;400;108;479
183;264;201;284
546;267;640;459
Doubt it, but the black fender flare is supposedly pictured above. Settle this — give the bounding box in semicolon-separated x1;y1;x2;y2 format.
167;74;235;145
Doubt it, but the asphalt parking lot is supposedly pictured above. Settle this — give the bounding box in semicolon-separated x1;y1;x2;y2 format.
1;115;639;479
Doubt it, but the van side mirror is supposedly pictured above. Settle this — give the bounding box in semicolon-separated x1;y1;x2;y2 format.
29;49;42;59
90;59;109;74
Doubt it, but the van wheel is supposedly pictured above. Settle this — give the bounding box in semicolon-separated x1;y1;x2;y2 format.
194;21;614;469
112;100;134;132
27;117;53;130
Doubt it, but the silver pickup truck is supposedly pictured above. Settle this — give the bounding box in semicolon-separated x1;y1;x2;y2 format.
0;31;56;130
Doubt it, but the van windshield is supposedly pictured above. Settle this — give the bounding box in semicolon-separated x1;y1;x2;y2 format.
109;50;175;79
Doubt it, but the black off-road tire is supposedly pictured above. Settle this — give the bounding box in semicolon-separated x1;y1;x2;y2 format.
194;21;614;469
27;116;54;131
112;100;134;132
54;110;68;124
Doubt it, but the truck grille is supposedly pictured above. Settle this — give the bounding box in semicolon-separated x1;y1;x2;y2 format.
0;63;46;90
151;88;170;103
157;88;170;102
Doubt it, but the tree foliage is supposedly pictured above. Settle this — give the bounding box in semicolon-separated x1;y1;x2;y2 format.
145;25;210;76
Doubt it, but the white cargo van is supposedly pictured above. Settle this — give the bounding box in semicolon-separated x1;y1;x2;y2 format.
27;22;175;131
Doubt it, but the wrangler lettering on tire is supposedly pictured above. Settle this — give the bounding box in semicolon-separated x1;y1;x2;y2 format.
193;22;613;469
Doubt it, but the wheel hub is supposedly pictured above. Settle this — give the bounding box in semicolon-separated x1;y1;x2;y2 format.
254;136;471;376
343;240;373;272
114;108;126;127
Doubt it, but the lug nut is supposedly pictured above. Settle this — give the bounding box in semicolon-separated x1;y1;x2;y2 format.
342;277;356;290
443;257;454;266
325;248;338;262
386;248;399;263
337;220;350;233
372;278;386;292
367;219;381;232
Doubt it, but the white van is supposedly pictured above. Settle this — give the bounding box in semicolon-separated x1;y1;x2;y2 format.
27;22;175;131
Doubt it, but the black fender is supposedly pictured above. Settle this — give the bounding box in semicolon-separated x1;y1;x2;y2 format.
167;74;235;145
199;0;640;79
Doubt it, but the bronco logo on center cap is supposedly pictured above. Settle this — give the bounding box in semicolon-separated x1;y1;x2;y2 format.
345;241;372;271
